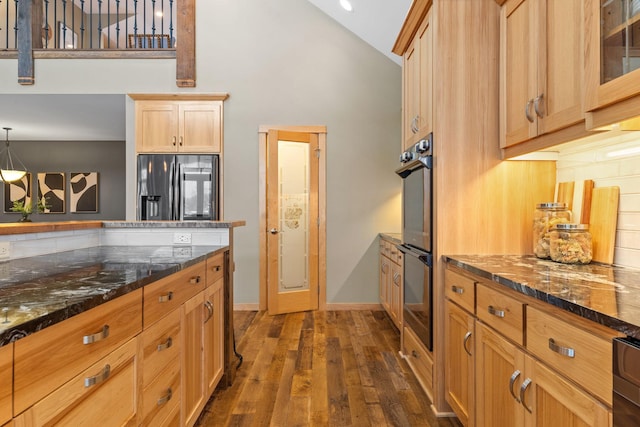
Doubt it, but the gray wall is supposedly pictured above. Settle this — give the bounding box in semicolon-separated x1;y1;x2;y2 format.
0;141;126;222
0;0;402;304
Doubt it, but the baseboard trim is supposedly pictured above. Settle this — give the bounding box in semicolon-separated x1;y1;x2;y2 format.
233;303;384;311
234;303;259;311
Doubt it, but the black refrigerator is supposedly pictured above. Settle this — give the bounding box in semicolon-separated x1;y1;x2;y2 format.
137;154;219;221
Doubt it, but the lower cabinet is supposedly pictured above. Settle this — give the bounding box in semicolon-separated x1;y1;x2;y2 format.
0;344;12;426
379;237;403;330
204;279;225;396
445;301;474;427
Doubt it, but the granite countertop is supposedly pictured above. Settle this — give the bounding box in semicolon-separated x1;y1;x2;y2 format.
380;233;402;245
0;245;226;346
445;255;640;339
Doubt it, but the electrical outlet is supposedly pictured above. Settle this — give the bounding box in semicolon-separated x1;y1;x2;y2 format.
0;242;10;261
173;232;192;245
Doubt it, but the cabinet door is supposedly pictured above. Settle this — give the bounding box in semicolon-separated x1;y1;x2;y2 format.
379;253;390;311
204;279;224;396
403;34;420;151
416;10;433;142
136;101;179;153
445;301;475;427
390;261;402;329
182;292;206;427
502;0;538;147
178;102;222;153
0;344;11;426
475;323;525;427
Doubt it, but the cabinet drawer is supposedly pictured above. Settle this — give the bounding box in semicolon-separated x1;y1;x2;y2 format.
476;284;524;346
142;358;181;427
17;337;140;426
526;306;614;406
144;262;206;326
445;268;475;313
206;252;225;287
14;289;142;414
403;326;433;393
141;307;181;387
0;344;12;426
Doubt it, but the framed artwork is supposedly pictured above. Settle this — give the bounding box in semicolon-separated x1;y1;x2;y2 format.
38;172;65;213
70;172;99;213
3;173;32;213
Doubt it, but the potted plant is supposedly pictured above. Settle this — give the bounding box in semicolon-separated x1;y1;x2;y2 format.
10;198;48;222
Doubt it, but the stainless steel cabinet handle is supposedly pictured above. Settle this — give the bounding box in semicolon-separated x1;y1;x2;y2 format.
548;338;575;358
411;350;419;358
525;99;535;123
269;228;279;234
159;291;174;303
519;378;533;413
509;370;521;402
157;388;173;406
381;263;388;273
487;305;505;318
179;136;183;146
463;331;472;356
85;364;111;388
533;94;544;118
157;337;173;352
451;285;464;294
393;273;401;285
411;116;418;134
189;276;201;285
83;325;110;345
204;300;214;323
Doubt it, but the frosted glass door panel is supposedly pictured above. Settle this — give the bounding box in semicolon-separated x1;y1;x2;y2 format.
278;140;309;292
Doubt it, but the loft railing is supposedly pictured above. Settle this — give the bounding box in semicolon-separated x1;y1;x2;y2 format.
0;0;195;87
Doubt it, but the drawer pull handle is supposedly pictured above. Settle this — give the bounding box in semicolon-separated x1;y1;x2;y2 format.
393;273;401;285
85;364;111;388
172;136;176;146
212;265;221;272
204;300;214;323
158;291;174;303
519;378;533;413
190;276;201;285
509;370;521;403
525;99;535;123
157;337;173;352
83;325;110;345
548;338;575;358
451;285;464;294
487;306;505;318
411;350;419;359
179;136;183;146
157;388;173;406
463;331;472;356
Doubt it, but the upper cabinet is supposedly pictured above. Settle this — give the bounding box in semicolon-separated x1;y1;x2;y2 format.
131;94;229;154
500;0;587;157
402;10;433;152
585;0;640;127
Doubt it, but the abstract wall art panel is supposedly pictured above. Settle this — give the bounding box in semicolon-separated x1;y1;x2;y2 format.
37;172;65;213
70;172;99;213
3;173;32;213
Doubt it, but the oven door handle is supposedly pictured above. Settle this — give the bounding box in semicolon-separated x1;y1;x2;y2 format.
398;245;432;267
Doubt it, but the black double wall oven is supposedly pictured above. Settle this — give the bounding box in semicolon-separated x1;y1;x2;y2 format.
396;134;433;351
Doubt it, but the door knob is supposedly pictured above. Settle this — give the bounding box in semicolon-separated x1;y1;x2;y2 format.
269;228;279;234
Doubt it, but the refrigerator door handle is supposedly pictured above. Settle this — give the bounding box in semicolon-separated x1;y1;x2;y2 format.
174;162;181;221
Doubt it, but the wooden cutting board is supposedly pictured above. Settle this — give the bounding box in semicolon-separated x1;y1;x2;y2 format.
589;186;619;264
556;181;575;211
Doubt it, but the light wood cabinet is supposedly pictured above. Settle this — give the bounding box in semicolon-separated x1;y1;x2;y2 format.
403;325;434;395
204;278;225;396
500;0;585;155
0;344;12;426
445;301;475;427
402;9;433;152
378;237;402;330
135;100;223;153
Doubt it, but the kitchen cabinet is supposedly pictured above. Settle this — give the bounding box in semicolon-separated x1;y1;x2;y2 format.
204;278;225;396
378;236;402;330
500;0;585;155
445;301;474;427
135;100;223;153
0;344;12;426
402;9;433;151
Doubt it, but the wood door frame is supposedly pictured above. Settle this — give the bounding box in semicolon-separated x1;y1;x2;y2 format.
258;125;327;312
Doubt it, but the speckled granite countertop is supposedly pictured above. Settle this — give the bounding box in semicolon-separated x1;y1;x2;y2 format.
445;255;640;339
0;245;226;346
379;233;402;245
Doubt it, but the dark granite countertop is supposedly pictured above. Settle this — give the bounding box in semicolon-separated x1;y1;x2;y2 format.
445;255;640;339
0;245;226;346
379;233;402;245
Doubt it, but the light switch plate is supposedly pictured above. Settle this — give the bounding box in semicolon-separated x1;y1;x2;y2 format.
173;233;192;245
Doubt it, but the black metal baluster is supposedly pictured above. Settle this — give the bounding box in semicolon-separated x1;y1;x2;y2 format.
107;0;110;48
43;0;49;49
97;0;102;50
89;0;92;48
79;0;85;49
169;0;173;47
61;0;67;49
151;0;156;39
133;0;138;46
12;0;18;49
115;0;120;48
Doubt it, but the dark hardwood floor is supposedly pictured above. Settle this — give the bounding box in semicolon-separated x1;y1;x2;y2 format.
195;310;462;427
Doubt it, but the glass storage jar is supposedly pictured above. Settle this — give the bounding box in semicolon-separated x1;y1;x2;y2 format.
549;223;592;264
533;202;571;259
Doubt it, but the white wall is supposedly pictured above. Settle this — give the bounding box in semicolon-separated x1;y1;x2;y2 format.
555;132;640;269
0;0;402;304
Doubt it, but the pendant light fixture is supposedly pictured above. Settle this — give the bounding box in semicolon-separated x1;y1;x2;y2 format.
0;127;27;183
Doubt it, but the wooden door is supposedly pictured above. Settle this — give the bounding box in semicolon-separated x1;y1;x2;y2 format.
379;252;390;311
179;102;222;153
445;301;475;427
390;260;402;328
502;0;537;147
204;279;224;396
537;0;583;135
266;130;319;315
403;36;420;151
417;9;433;141
475;323;525;427
182;292;205;427
136;101;179;153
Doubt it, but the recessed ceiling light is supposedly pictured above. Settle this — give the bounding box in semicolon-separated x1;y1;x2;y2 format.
339;0;353;12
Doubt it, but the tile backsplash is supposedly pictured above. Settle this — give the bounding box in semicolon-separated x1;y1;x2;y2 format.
555;132;640;269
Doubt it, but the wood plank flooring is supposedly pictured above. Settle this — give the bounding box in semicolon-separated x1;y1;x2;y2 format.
195;310;462;427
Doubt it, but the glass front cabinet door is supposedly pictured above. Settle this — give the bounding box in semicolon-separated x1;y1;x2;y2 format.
586;0;640;112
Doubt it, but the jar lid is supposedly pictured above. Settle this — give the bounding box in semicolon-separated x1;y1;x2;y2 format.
536;202;568;209
553;223;589;231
